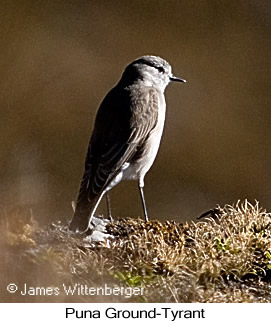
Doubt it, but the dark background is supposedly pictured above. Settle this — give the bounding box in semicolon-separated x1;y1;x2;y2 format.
0;0;270;225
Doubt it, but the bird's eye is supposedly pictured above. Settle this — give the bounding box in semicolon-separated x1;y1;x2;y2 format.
157;66;165;73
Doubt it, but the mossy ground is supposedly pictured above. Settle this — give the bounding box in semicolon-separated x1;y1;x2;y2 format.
1;200;271;302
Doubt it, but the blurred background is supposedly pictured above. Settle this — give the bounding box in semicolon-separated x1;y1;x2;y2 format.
0;0;270;225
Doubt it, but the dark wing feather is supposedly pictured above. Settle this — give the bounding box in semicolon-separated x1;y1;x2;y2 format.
69;85;159;231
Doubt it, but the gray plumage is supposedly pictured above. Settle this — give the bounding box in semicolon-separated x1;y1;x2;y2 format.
69;55;186;232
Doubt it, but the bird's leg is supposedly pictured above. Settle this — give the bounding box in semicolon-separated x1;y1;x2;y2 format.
138;182;149;221
106;192;113;221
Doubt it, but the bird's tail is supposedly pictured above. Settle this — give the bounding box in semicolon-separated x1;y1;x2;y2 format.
69;190;104;232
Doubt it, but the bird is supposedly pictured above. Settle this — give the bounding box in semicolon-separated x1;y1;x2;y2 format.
69;55;186;232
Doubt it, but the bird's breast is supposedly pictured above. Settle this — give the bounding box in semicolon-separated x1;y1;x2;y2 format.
123;94;166;181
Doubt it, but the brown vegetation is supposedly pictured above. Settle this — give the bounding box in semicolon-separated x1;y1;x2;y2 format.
1;200;271;302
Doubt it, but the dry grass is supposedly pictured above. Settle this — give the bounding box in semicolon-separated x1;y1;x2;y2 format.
1;200;271;302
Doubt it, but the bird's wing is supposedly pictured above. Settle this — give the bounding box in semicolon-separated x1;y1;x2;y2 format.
78;86;159;202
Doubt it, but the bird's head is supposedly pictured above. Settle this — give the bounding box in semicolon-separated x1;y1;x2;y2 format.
121;55;186;91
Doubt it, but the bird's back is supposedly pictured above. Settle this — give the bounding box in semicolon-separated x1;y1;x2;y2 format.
69;82;161;231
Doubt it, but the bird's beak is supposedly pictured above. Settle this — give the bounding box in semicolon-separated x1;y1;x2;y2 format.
170;75;187;83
